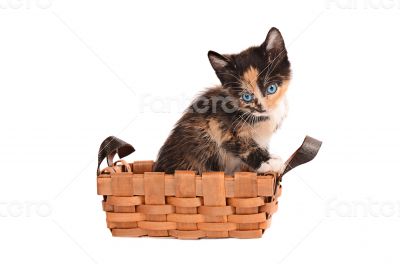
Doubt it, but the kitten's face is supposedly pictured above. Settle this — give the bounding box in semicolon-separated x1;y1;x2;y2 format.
208;27;291;118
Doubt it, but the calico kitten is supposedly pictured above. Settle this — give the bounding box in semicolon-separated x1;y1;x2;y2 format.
154;27;291;175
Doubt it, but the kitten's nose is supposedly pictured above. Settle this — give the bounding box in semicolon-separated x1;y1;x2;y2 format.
254;100;265;113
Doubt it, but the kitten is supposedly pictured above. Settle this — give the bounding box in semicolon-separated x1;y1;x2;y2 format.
154;27;291;175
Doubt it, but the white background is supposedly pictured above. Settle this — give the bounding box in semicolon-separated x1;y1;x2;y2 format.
1;0;400;263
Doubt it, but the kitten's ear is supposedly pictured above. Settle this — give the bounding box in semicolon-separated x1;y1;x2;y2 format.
262;27;287;58
208;50;233;73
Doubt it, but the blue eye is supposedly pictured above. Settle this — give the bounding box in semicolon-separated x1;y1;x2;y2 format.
266;83;278;95
241;92;254;102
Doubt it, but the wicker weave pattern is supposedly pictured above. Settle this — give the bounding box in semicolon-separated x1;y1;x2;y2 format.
97;160;282;239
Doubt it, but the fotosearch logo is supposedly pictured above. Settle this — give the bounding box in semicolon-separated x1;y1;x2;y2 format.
139;93;239;114
326;0;400;9
0;201;52;217
326;196;400;218
139;93;192;114
189;95;238;114
0;0;53;9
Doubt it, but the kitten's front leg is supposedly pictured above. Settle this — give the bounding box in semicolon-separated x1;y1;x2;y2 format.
257;154;285;174
222;139;284;174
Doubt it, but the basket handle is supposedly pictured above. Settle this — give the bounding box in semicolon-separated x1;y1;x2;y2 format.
97;136;135;175
280;136;322;178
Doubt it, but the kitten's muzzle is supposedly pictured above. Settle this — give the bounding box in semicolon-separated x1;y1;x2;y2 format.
254;108;266;113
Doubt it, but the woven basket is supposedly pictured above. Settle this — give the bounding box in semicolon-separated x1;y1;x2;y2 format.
96;136;321;239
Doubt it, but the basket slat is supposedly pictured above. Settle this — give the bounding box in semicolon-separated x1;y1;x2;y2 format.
202;172;227;206
97;174;276;197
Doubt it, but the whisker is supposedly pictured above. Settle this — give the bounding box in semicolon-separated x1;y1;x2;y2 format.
223;81;243;86
238;112;250;132
252;48;287;83
219;72;243;84
264;55;283;84
230;112;245;132
263;58;280;84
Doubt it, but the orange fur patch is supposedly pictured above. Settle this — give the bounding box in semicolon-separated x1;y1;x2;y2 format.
265;80;289;108
208;119;231;146
242;67;259;93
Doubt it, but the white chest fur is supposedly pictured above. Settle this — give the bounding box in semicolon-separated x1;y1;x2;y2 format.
252;97;288;149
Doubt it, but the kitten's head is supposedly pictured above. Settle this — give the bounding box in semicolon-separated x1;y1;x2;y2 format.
208;27;291;118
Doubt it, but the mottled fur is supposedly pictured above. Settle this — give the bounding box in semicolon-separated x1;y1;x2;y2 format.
154;27;291;175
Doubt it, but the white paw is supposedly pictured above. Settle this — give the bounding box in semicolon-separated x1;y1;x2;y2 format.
257;156;284;174
268;156;285;173
257;162;273;173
